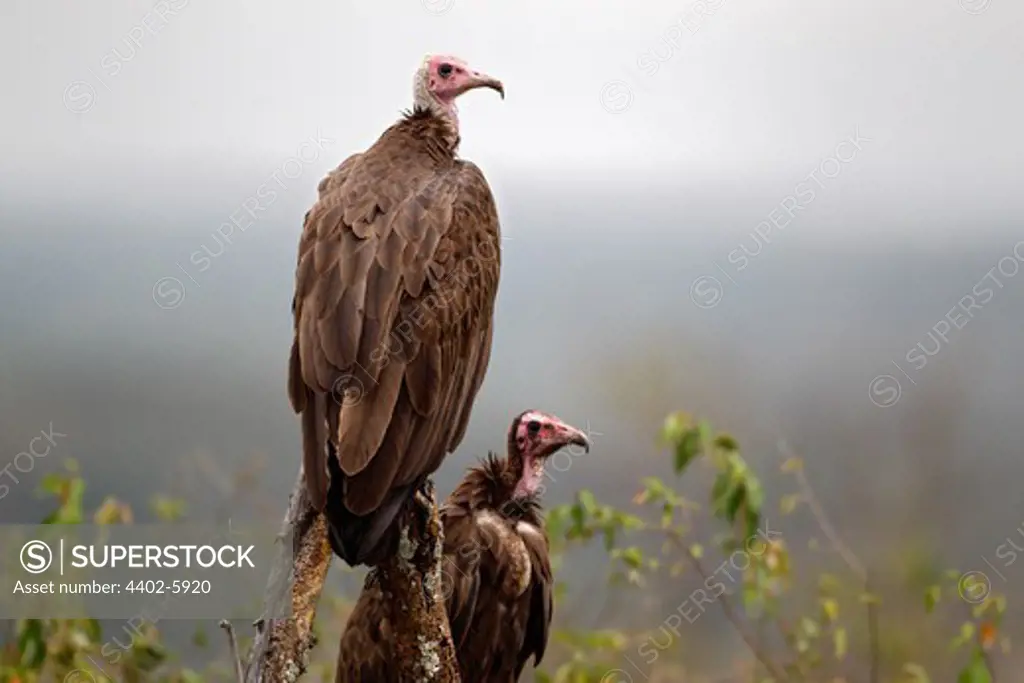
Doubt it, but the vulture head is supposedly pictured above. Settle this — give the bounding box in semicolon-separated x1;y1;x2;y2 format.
414;54;504;123
506;410;590;501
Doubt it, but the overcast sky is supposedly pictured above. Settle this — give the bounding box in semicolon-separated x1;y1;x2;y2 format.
1;0;1022;238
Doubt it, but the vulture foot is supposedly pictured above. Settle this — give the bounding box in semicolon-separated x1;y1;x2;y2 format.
413;478;437;515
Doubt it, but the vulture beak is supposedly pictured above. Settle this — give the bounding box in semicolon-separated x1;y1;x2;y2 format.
540;417;590;457
463;71;505;100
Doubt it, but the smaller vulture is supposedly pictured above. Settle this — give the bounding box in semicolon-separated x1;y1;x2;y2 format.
336;409;591;683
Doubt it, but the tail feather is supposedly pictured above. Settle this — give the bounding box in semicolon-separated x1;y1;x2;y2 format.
301;390;328;511
324;442;417;566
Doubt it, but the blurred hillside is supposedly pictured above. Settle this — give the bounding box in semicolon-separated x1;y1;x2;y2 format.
2;176;1024;679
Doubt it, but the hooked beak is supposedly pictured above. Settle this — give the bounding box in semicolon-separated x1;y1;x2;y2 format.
539;419;590;457
462;71;505;100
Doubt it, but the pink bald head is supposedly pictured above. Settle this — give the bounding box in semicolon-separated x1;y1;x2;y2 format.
508;410;590;499
414;54;504;119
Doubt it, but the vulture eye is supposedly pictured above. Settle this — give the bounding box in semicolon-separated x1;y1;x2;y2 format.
438;63;453;78
527;420;541;435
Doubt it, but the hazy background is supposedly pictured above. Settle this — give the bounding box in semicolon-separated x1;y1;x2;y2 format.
2;0;1023;678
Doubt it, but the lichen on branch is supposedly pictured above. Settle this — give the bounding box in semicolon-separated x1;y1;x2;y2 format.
377;480;461;682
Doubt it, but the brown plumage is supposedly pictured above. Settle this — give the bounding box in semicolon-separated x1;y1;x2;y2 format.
288;54;505;565
335;410;591;682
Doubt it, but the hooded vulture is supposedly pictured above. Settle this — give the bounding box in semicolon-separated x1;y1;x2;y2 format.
335;409;591;682
287;54;505;566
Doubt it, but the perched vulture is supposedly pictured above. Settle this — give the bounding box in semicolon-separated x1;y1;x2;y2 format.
287;54;505;565
336;409;591;683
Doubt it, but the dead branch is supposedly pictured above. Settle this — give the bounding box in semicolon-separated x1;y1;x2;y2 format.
243;467;332;683
219;620;245;683
377;480;461;681
240;468;459;682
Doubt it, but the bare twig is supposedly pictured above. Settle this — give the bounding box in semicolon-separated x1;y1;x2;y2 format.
779;441;865;581
668;533;790;682
866;574;880;683
779;441;877;683
219;620;244;683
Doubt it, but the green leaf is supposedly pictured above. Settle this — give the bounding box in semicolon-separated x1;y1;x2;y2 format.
713;431;738;451
661;501;674;528
800;617;820;638
859;591;881;605
951;621;975;650
925;585;941;613
743;506;761;542
957;653;993;683
192;627;209;648
83;618;103;641
640;477;666;503
820;597;839;622
133;641;169;671
180;670;205;683
577;490;597;514
616;546;644;569
151;495;187;521
993;594;1007;614
93;496;133;524
743;472;764;509
818;573;842;593
833;627;848;660
602;524;617;551
661;411;691;446
724;483;746;524
674;427;702;474
903;662;931;683
780;494;800;515
42;473;86;524
570;503;585;531
617;511;646;530
17;619;46;669
711;474;731;509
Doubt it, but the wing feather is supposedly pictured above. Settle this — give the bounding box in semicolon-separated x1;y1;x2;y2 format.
440;508;483;652
290;134;501;517
519;529;554;672
404;342;441;416
335;359;406;477
334;574;394;682
343;393;416;515
300;390;328;509
447;324;493;450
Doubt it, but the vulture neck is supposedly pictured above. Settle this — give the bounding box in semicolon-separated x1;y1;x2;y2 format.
400;106;461;156
451;455;544;524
